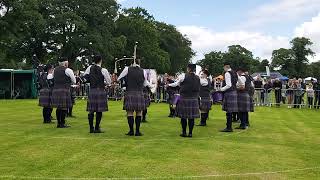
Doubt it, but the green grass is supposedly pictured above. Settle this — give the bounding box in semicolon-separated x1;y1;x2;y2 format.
0;100;320;179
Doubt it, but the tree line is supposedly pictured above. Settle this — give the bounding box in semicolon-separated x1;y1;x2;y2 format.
0;0;194;74
1;0;319;78
198;37;320;79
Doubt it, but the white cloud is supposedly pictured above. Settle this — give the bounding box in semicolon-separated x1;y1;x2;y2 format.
294;13;320;62
178;26;290;62
245;0;320;27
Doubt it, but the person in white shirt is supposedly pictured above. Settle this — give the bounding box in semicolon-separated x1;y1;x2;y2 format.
236;68;251;130
167;64;200;138
117;59;152;136
197;69;212;126
51;57;76;128
220;62;238;132
84;55;111;133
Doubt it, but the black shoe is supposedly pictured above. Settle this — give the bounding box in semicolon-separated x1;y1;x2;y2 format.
59;125;71;128
235;126;246;130
69;115;76;118
90;128;95;133
126;131;134;136
141;119;147;123
197;123;207;126
188;134;193;138
180;133;187;137
94;128;104;133
135;132;143;136
168;114;174;118
220;128;233;132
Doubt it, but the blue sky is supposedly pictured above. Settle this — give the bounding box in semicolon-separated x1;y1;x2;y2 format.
120;0;320;62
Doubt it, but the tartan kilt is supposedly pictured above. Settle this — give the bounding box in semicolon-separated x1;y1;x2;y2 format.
222;90;238;113
237;91;250;112
144;91;151;108
123;91;146;111
176;97;200;119
51;88;72;109
199;97;212;112
38;88;51;107
168;92;175;105
87;88;108;112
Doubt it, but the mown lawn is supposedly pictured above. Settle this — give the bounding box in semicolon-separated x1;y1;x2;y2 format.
0;100;319;179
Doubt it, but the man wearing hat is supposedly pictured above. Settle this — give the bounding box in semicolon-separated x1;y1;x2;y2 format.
51;57;76;128
117;59;152;136
236;68;251;129
84;55;111;133
197;69;212;126
38;64;54;124
167;64;200;137
220;62;238;132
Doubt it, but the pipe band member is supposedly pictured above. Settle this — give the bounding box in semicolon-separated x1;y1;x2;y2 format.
167;76;179;118
84;55;111;133
220;62;238;132
51;57;76;128
38;64;54;124
235;68;251;130
168;64;200;138
117;59;152;136
198;69;212;126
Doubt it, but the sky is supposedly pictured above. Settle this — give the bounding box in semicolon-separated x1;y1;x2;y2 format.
119;0;320;63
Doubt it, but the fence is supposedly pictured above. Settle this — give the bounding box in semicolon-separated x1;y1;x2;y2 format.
253;88;320;109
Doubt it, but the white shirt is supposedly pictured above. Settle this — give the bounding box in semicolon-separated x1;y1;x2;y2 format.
52;67;76;84
237;74;246;88
84;64;112;86
220;69;232;92
168;73;204;87
47;73;53;80
117;65;152;87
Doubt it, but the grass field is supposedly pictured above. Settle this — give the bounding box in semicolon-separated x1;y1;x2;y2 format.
0;100;320;179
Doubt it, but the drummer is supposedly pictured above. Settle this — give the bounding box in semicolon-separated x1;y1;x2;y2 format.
198;69;212;126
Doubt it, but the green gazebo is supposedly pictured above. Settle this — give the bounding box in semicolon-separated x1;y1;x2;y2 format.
0;69;37;99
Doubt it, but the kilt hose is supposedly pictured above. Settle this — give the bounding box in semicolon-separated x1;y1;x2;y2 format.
237;91;250;112
176;97;200;119
51;88;72;110
199;97;212;112
249;95;254;112
87;88;108;112
222;90;238;113
39;88;51;108
123;91;146;111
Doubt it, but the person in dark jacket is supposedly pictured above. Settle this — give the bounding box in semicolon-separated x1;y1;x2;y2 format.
38;64;54;124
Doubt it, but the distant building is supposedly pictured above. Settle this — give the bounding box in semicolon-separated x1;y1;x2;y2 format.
251;72;284;79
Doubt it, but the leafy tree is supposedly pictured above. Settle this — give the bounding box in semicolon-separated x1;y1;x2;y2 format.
271;48;296;77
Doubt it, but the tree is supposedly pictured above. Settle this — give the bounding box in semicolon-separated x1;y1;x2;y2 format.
197;51;224;76
271;48;296;77
290;37;315;77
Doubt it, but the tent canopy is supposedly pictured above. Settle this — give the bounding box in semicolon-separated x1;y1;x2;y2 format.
0;69;37;99
304;77;317;81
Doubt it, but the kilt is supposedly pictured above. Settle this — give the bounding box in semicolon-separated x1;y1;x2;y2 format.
237;91;250;112
51;88;72;109
87;88;108;112
199;97;212;112
167;92;175;105
123;91;146;111
144;91;151;108
176;97;200;119
39;88;51;107
222;90;238;113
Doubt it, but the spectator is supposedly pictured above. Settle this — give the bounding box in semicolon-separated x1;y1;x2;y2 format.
263;79;272;106
273;79;282;107
314;81;320;109
254;75;263;106
286;79;294;108
306;84;314;109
